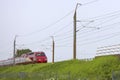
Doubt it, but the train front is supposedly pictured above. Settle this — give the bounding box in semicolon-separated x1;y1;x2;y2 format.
35;52;47;63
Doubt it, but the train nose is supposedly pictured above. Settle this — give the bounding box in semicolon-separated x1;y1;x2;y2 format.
37;58;47;63
38;59;42;61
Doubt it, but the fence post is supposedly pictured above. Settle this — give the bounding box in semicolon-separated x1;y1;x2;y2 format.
68;71;71;80
112;72;114;80
55;72;58;80
19;72;26;80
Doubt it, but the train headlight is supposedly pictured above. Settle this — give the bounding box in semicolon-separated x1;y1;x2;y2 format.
38;59;41;61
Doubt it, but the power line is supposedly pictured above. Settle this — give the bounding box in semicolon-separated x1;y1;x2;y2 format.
17;23;73;47
16;1;100;49
17;15;120;49
78;31;120;42
78;32;120;46
53;0;99;38
55;45;72;47
55;22;120;46
17;37;51;46
56;22;120;45
76;12;120;33
81;0;99;6
72;12;120;41
76;10;120;35
17;22;73;47
55;34;73;41
91;14;120;26
54;26;86;42
19;10;74;37
77;13;120;36
56;40;72;46
54;28;73;37
16;0;120;50
83;9;120;21
19;0;99;37
77;22;120;39
52;21;73;36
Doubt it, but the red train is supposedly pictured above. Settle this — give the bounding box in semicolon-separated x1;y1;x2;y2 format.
0;51;47;66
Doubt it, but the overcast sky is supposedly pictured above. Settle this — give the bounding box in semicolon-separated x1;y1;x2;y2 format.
0;0;120;62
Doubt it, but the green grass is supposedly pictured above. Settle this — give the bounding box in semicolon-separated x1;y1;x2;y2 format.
0;55;120;80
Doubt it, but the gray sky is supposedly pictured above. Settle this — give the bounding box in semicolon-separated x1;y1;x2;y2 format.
1;0;120;62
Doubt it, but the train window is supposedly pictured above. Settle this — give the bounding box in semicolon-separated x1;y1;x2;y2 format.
36;53;45;56
28;52;34;55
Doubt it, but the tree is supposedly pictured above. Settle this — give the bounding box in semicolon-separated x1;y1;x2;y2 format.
16;49;32;57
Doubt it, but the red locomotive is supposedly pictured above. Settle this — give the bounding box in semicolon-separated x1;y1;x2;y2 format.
0;51;47;66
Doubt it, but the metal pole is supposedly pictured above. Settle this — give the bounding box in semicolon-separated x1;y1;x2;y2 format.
73;10;76;60
73;3;81;60
51;36;55;63
13;35;17;65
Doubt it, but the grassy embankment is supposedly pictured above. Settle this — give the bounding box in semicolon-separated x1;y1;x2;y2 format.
0;55;120;79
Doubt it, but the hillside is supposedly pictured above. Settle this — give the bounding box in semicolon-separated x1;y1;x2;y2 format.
0;56;120;80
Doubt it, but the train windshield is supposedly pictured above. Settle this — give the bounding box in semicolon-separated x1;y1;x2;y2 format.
36;52;45;56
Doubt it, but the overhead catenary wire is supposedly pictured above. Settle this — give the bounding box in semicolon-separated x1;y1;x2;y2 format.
54;28;73;37
55;45;72;47
16;1;120;49
55;16;119;47
17;13;120;48
91;14;120;26
76;9;120;34
55;9;120;37
76;14;120;37
17;21;73;47
77;13;120;31
56;40;73;46
77;21;120;39
17;37;51;46
55;17;120;43
17;43;52;51
16;0;100;48
81;0;99;6
78;30;120;42
52;21;73;36
55;36;72;43
56;31;120;47
18;0;99;37
77;32;120;46
54;26;86;42
19;10;74;37
52;0;99;37
55;21;120;47
82;9;120;21
17;23;73;47
21;18;120;47
16;10;74;50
